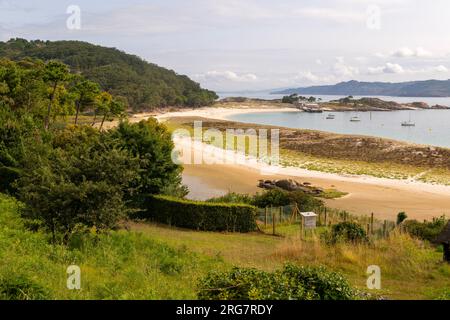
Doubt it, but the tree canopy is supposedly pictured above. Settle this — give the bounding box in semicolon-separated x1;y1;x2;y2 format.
0;38;218;110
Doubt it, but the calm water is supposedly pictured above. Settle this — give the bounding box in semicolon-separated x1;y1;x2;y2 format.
227;109;450;148
218;91;450;106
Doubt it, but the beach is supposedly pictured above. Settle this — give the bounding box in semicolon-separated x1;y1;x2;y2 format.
157;105;450;221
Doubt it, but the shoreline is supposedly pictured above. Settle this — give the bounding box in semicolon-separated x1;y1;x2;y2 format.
160;106;450;220
156;105;299;122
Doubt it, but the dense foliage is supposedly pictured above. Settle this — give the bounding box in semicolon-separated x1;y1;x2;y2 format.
324;222;369;244
110;119;187;200
0;38;218;109
198;263;357;300
0;51;187;241
140;195;257;232
403;216;448;242
15;126;140;241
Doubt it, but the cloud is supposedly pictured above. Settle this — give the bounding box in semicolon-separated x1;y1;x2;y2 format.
368;63;448;75
194;70;258;82
293;7;365;23
391;47;433;58
368;62;405;74
294;71;335;84
333;57;359;77
430;65;448;72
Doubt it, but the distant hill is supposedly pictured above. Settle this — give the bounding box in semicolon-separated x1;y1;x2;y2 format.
273;80;450;97
0;38;217;109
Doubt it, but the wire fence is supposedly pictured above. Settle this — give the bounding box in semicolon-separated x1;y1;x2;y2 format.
256;204;397;238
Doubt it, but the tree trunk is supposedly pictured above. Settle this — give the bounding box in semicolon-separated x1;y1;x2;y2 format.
74;101;80;125
91;112;97;126
45;82;58;130
100;113;107;130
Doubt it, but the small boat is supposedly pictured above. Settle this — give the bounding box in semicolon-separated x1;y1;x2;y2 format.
401;121;415;127
304;108;323;113
326;114;335;120
401;112;415;127
350;116;361;122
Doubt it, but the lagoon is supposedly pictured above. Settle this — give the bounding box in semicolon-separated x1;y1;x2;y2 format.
226;109;450;148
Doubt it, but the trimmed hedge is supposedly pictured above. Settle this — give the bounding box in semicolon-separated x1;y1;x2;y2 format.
140;195;257;232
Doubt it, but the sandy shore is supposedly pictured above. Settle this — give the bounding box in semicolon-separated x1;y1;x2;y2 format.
174;133;450;221
109;106;450;220
156;106;299;122
163;106;450;221
183;163;450;221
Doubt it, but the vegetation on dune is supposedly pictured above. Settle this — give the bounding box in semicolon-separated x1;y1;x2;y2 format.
208;189;324;212
0;38;218;110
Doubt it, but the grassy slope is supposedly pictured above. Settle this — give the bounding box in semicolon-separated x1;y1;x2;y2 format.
0;194;223;299
1;194;449;300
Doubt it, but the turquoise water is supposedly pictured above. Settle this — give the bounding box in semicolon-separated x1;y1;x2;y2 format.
227;109;450;148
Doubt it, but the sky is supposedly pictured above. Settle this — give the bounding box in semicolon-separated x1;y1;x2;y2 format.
2;0;450;92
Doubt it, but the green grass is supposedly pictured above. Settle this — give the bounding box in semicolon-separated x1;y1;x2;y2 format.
0;194;224;300
1;194;450;300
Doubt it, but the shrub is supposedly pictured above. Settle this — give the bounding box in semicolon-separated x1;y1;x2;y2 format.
403;216;448;242
397;212;408;225
324;222;368;244
207;192;253;205
16;127;140;242
252;189;291;208
0;274;50;300
288;190;324;211
110;119;186;200
140;195;257;232
198;263;357;300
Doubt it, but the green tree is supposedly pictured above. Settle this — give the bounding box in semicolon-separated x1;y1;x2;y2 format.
92;91;112;128
110;119;186;200
71;77;100;125
43;61;69;129
16;127;140;242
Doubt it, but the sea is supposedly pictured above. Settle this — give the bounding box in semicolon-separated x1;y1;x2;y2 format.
218;91;450;148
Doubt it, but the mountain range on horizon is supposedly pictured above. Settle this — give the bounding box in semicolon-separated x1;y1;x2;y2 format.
273;80;450;97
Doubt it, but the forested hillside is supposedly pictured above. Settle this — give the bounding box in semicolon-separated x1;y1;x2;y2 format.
0;38;217;110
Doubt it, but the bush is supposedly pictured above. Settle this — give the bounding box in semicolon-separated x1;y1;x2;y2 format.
403;216;448;242
288;190;324;211
252;189;291;208
198;263;357;300
110;119;186;200
139;195;257;232
397;212;408;225
207;192;253;205
16;126;140;242
0;274;50;300
324;222;368;244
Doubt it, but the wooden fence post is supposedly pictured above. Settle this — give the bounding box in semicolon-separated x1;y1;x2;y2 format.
272;207;276;236
324;209;327;226
264;207;268;227
370;213;374;235
279;207;282;224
